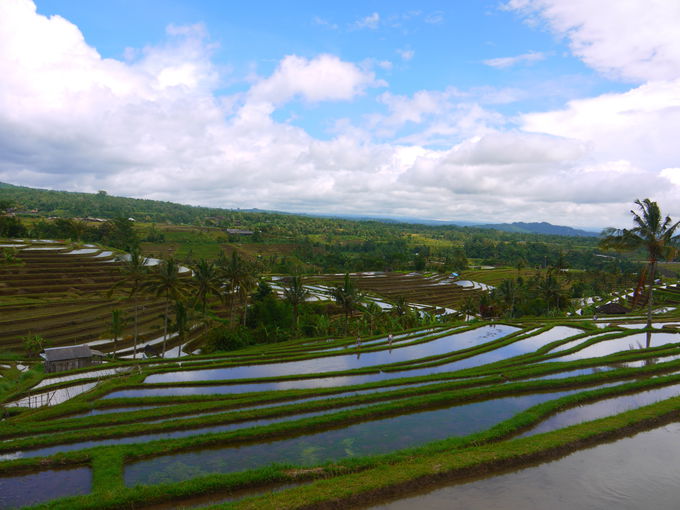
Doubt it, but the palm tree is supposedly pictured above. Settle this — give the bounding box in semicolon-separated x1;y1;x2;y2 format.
111;249;149;359
538;272;563;313
219;252;257;326
495;279;519;317
109;309;125;357
392;295;409;317
363;301;382;335
171;300;190;357
192;259;221;317
331;273;363;334
282;275;309;333
143;257;187;357
600;199;679;328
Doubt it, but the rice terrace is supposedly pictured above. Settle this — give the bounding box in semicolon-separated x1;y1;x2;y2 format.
2;1;680;508
0;187;678;509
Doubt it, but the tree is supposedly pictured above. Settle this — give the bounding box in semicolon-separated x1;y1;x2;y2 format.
111;249;149;359
192;259;221;317
218;251;257;326
23;334;47;357
331;273;363;334
171;300;190;357
282;275;309;333
363;301;382;335
600;199;679;328
143;257;187;357
495;279;519;317
109;309;126;357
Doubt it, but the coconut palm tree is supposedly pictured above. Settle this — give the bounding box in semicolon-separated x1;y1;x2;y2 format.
282;275;309;334
192;259;221;317
219;252;257;326
495;279;519;317
143;257;187;357
600;199;679;328
171;300;191;357
332;273;363;335
109;309;125;357
363;301;382;335
111;249;149;359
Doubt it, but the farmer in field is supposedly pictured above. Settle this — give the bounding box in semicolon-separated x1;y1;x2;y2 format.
388;333;393;345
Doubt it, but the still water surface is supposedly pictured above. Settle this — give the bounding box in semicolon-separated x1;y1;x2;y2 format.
369;422;680;510
124;387;583;487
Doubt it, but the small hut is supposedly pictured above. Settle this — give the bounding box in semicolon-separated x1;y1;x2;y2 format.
595;302;631;315
42;345;104;373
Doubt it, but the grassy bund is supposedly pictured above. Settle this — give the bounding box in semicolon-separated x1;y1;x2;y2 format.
2;316;680;508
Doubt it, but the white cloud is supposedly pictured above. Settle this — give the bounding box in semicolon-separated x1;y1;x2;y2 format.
484;50;546;69
353;12;380;30
425;12;445;24
312;16;338;30
0;0;678;229
248;54;384;105
396;48;415;61
521;79;680;171
505;0;680;82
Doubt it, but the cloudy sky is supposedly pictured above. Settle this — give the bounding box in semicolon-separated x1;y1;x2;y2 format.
1;0;679;229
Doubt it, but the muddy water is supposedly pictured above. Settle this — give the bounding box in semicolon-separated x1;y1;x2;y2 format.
368;422;680;510
145;325;520;383
124;388;583;487
0;466;91;508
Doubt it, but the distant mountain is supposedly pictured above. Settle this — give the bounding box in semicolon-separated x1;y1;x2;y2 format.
477;221;600;238
0;181;599;236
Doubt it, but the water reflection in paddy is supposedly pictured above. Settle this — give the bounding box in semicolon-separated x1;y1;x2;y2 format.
109;327;579;399
520;381;680;437
548;332;679;362
145;325;520;384
0;467;91;509
369;422;680;510
7;382;97;408
0;406;370;460
124;388;583;487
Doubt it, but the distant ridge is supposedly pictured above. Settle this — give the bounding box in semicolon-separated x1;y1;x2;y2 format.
0;181;598;236
477;221;599;237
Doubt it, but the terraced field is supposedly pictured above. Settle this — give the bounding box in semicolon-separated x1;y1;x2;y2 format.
0;240;193;356
305;272;487;312
3;320;680;508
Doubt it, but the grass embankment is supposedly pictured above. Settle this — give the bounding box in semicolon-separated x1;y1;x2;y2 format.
18;373;680;510
2;323;679;509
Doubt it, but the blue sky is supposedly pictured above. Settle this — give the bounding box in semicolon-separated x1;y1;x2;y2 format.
34;0;617;140
2;0;679;228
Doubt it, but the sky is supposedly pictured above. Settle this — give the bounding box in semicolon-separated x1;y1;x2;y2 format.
1;0;679;229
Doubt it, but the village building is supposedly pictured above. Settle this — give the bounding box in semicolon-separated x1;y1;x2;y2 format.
42;345;105;373
595;302;631;315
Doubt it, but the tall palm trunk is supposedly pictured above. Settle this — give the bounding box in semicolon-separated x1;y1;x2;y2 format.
646;260;656;329
162;298;169;358
133;297;139;359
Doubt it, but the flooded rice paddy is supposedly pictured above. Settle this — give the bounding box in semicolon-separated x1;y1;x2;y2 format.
124;387;583;486
0;466;91;509
3;322;680;508
370;422;680;510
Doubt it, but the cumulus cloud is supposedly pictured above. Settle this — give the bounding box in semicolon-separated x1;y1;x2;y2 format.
484;51;546;69
0;0;678;229
248;54;384;105
505;0;680;82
